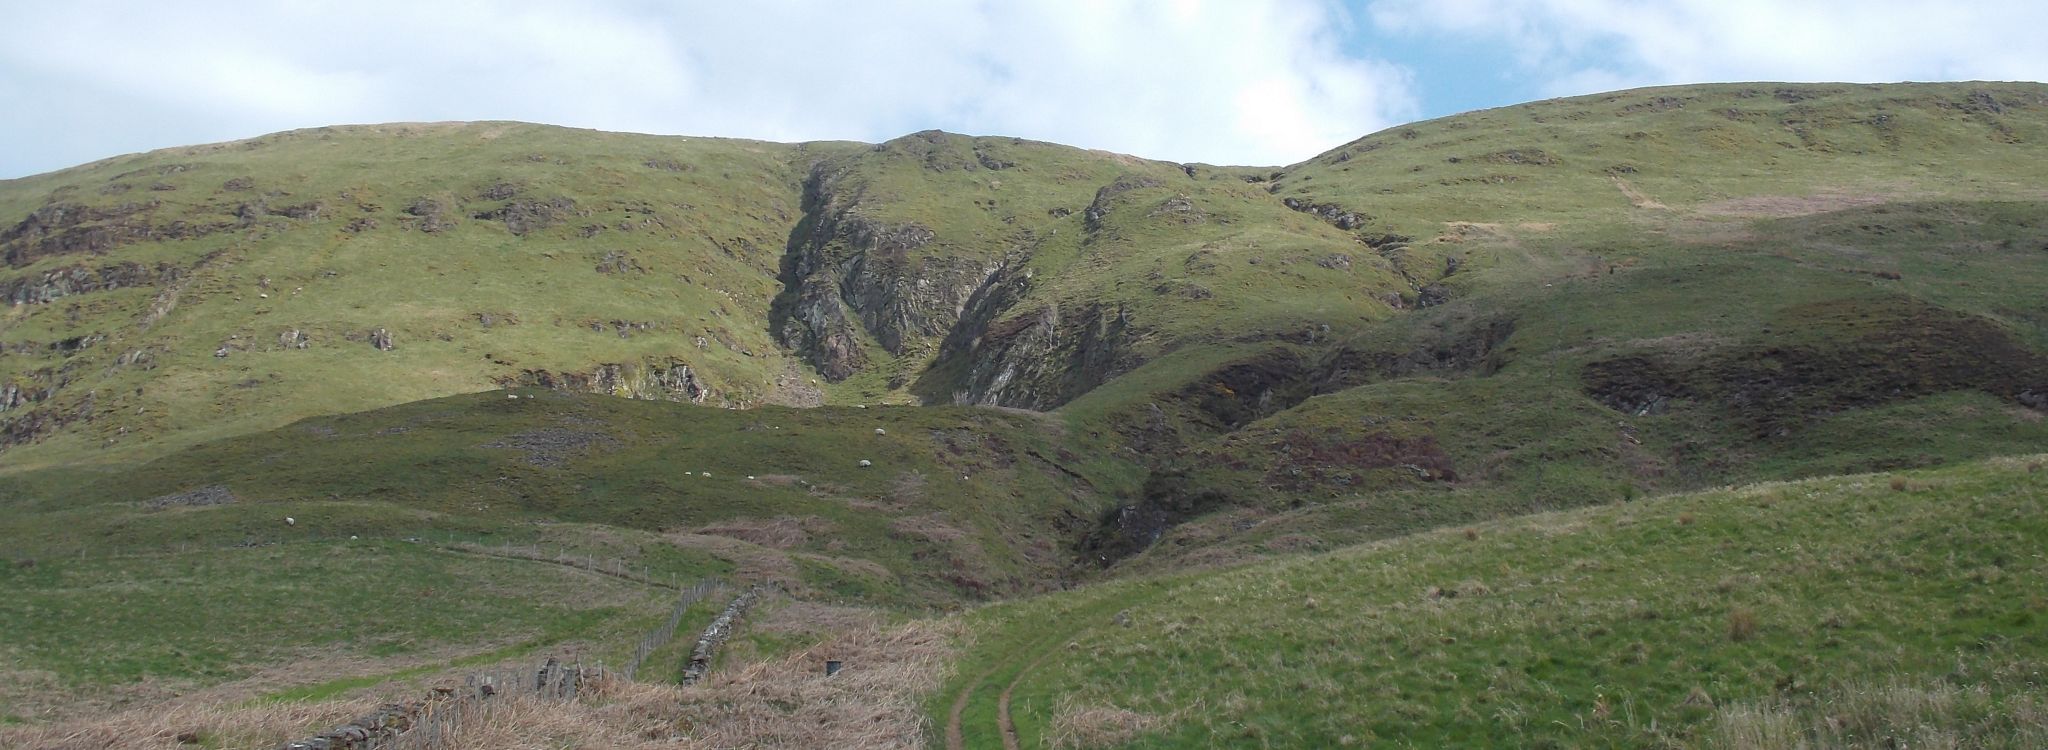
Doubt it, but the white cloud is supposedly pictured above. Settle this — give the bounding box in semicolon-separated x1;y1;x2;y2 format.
1368;0;2048;98
0;0;1416;177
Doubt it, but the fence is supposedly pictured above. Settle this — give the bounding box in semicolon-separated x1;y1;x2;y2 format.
621;578;727;681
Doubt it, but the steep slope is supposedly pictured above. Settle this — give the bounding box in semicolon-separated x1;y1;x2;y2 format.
766;129;1405;407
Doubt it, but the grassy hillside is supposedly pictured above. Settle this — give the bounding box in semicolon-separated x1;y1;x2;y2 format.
2;388;1104;606
0;123;852;474
3;81;2047;743
1057;82;2048;572
942;453;2048;748
0;387;1106;720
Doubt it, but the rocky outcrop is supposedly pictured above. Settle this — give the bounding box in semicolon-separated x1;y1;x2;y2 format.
1084;174;1163;231
0;389;94;451
480;428;619;468
772;163;998;381
498;356;712;403
403;198;457;233
1282;197;1368;230
144;485;237;510
917;264;1145;410
3;261;182;305
474;197;577;236
1;200;231;267
1;361;81;414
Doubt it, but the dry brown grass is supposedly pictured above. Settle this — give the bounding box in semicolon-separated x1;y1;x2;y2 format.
3;619;962;750
664;531;802;589
1695;190;1894;218
1046;696;1165;749
0;635;538;727
0;695;376;749
1709;679;2048;749
1727;607;1760;642
695;515;834;550
671;619;960;748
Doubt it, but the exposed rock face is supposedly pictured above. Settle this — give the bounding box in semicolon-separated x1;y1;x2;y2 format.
917;265;1144;410
1281;197;1368;230
499;357;712;403
772;163;996;381
1171;318;1517;432
1084;174;1163;231
474;197;577;236
3;261;182;305
0;389;93;449
1;200;231;268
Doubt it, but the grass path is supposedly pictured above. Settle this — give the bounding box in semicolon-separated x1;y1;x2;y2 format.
998;650;1055;750
946;638;1063;750
942;583;1180;749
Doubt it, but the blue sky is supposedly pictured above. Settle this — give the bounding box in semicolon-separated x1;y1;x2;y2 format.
4;0;2046;178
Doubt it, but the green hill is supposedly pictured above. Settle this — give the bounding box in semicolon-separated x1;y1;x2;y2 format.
2;81;2046;743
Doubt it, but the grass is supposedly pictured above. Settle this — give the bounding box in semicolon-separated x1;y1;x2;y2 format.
1;387;1105;605
0;540;658;701
5;81;2048;744
941;453;2048;747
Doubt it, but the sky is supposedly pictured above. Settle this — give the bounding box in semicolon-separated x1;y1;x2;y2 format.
3;0;2046;178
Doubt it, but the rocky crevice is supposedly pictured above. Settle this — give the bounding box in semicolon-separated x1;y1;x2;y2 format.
914;261;1145;410
770;163;998;382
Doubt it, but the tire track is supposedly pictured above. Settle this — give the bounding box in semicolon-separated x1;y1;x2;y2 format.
999;650;1054;750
